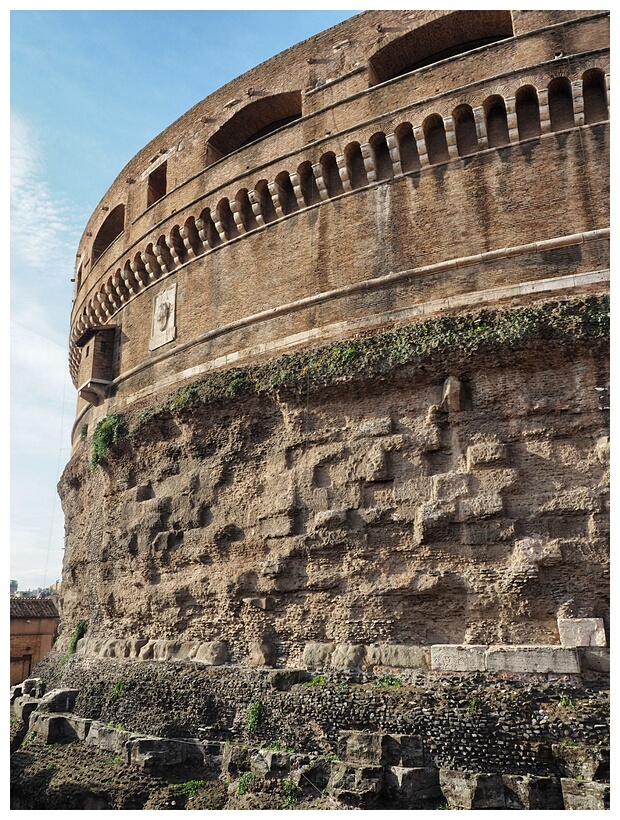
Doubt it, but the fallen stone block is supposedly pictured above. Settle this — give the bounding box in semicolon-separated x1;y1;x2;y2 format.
125;736;201;770
21;678;45;697
29;712;67;743
194;640;228;665
62;715;93;741
85;722;132;755
560;778;609;810
221;742;251;777
35;688;80;713
13;696;39;723
248;640;276;667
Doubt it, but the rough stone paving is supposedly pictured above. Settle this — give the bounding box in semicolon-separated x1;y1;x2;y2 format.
11;9;609;810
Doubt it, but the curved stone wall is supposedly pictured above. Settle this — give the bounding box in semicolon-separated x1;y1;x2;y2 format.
68;10;609;447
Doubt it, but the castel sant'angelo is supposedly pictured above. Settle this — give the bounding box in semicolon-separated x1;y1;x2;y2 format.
13;10;610;811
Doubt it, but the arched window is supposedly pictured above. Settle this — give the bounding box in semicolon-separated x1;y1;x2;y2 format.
423;114;449;164
452;104;478;156
206;91;302;163
395;122;421;173
583;68;608;124
515;85;541;140
485;95;510;148
92;204;125;264
548;77;575;131
369;10;513;84
369;132;394;181
344;142;368;189
320;152;344;198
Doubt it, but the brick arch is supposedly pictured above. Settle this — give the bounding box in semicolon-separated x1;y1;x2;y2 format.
515;85;541;140
92;204;125;265
484;94;510;148
369;10;513;84
206;91;302;163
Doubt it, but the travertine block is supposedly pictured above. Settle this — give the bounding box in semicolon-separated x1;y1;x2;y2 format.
486;646;579;674
557;618;606;647
431;645;487;672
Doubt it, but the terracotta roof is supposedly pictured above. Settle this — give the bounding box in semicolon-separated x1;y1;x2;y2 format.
10;598;59;619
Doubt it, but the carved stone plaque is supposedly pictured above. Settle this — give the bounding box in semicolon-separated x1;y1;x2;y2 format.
149;283;176;350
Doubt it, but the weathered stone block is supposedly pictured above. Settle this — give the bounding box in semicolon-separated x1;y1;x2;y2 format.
302;642;335;668
560;778;610;810
248;641;276;667
466;441;507;470
339;731;384;765
458;492;503;521
29;713;67;743
578;646;610;672
13;696;39;722
314;509;348;529
510;535;562;568
439;770;505;809
553;744;609;781
486;646;579;674
85;722;131;754
35;688;80;714
193;641;228;665
330;644;366;670
21;678;44;697
432;472;469;502
126;736;195;770
383;735;425;767
221;742;251;777
431;645;487;672
62;715;93;741
378;644;431;670
258;513;293;537
383;766;441;808
327;762;384;806
557;617;606;647
502;774;563;810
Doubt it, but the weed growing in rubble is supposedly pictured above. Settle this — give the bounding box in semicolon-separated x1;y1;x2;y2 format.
246;701;263;735
379;675;402;688
171;779;205;799
110;679;125;701
560;694;575;709
306;675;327;686
67;620;88;656
466;697;481;718
236;772;256;795
281;779;300;807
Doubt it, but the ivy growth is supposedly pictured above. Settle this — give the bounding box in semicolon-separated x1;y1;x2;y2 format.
90;413;127;470
246;701;263;735
66;620;88;656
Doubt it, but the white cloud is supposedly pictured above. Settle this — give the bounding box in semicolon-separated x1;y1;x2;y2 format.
10;113;81;278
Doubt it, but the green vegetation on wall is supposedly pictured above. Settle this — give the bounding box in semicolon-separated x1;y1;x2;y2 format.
87;296;608;469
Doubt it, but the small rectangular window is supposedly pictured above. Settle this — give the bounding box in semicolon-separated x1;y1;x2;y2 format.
147;162;167;207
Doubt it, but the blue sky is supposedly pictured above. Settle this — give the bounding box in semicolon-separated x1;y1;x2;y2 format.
10;6;368;592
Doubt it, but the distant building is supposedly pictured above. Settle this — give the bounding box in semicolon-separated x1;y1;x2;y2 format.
10;598;60;686
10;579;17;596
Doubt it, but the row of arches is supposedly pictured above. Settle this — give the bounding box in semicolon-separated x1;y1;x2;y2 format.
72;67;609;381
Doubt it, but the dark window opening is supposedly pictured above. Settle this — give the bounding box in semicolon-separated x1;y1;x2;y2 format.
147;162;167;207
583;69;608;124
92;204;125;264
549;77;575;131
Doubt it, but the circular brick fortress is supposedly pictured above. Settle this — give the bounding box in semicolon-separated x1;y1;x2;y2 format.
69;9;609;444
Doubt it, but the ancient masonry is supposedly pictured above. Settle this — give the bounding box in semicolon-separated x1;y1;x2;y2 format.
18;9;609;810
